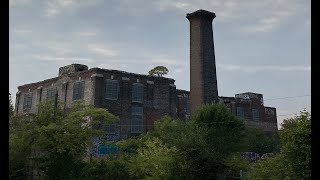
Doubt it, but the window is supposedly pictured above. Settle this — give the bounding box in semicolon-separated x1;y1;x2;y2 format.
46;88;55;99
106;80;119;100
132;83;143;102
106;122;118;135
131;106;143;133
23;93;33;110
252;109;260;121
147;84;154;100
73;81;85;101
237;107;245;118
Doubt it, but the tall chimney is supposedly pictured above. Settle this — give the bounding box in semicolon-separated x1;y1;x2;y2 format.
187;9;219;114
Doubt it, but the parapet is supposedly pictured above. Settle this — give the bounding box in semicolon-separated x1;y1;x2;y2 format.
58;64;88;76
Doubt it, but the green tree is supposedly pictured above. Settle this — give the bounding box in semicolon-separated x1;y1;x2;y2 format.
192;103;245;162
148;66;169;77
245;110;311;180
223;153;251;178
115;104;245;179
9;100;119;179
129;137;188;179
279;110;311;179
83;154;131;180
139;104;245;178
9;114;33;179
9;93;14;119
146;116;209;178
240;127;280;156
245;155;292;180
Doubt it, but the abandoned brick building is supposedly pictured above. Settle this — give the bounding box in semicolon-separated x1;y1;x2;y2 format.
14;9;278;141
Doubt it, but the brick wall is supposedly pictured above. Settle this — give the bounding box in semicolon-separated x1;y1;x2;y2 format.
187;10;219;115
16;69;97;114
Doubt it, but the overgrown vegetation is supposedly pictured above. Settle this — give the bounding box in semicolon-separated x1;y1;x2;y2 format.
9;93;310;179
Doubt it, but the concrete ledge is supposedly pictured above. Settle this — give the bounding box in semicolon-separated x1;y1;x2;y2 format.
147;80;154;84
91;74;104;78
122;77;130;81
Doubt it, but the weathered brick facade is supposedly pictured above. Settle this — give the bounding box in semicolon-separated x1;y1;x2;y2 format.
15;65;178;140
14;9;278;141
219;92;278;133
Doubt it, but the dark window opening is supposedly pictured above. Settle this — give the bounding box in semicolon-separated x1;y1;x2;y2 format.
23;93;33;110
252;109;260;121
106;80;119;100
131;106;143;133
237;107;245;118
73;81;85;101
46;88;55;100
132;83;143;102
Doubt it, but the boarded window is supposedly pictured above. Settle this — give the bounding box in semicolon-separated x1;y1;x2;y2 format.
46;88;55;99
132;83;143;102
106;80;119;100
23;93;33;110
73;81;85;101
252;109;260;121
237;107;245;118
131;106;143;133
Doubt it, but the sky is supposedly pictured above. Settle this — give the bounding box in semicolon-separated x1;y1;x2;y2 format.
9;0;311;129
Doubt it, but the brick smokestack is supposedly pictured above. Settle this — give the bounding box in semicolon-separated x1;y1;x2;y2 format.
187;9;219;114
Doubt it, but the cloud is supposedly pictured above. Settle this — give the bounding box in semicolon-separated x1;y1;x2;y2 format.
217;64;310;73
9;0;32;7
45;0;75;17
241;16;281;33
112;0;309;32
89;45;118;57
44;0;103;17
12;28;32;36
74;31;97;37
32;55;94;63
153;1;195;11
97;63;129;71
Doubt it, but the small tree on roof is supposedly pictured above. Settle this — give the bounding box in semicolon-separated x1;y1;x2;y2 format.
148;66;169;77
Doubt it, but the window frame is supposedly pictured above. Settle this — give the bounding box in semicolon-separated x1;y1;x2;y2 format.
72;81;85;101
252;109;260;121
105;79;119;100
131;106;143;133
132;83;143;103
23;93;33;110
46;87;55;100
237;107;245;118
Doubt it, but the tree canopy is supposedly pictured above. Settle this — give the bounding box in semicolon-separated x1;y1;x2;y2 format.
9;98;310;179
9;100;119;179
246;110;311;180
148;66;169;77
9;93;14;119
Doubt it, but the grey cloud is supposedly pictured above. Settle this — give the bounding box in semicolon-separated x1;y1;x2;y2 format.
217;64;310;73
